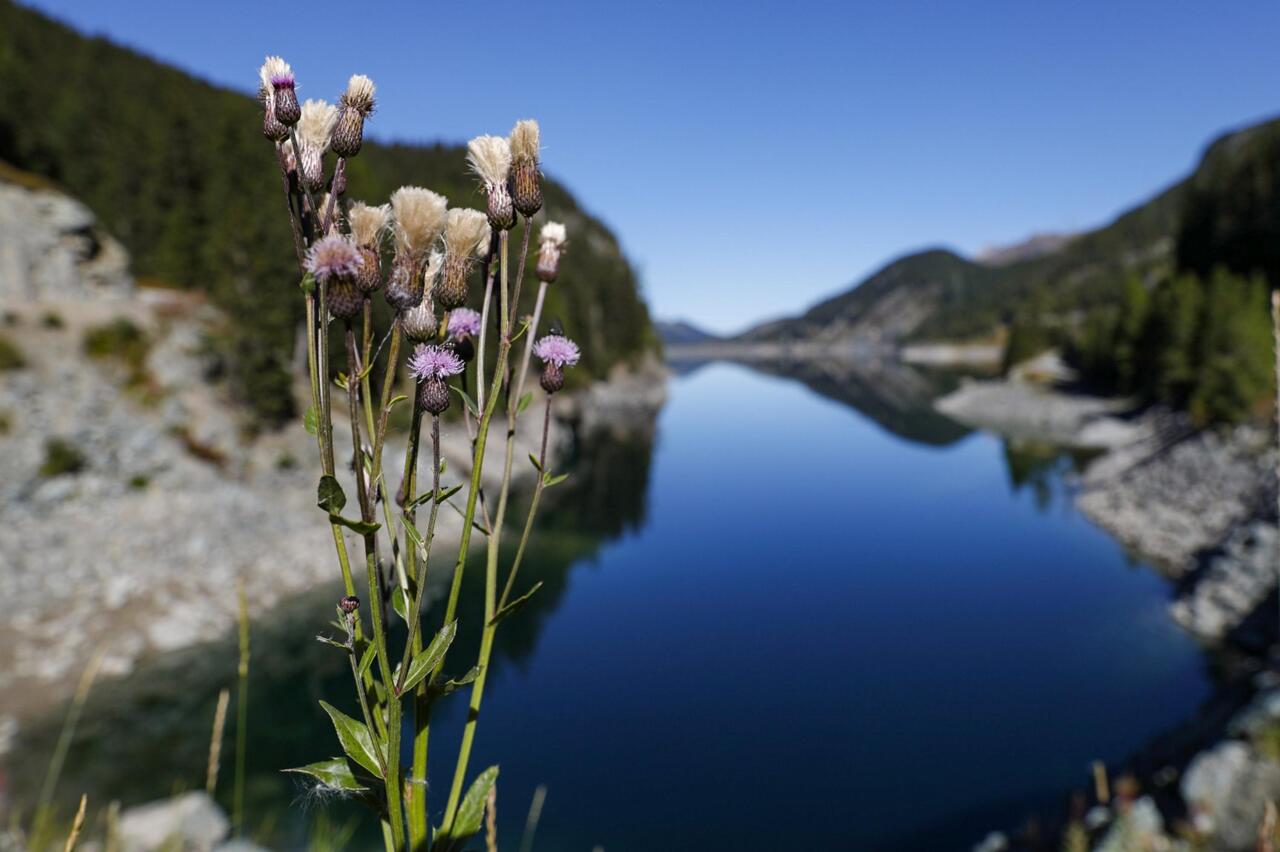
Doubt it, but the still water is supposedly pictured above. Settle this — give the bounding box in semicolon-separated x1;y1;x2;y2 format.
18;361;1214;850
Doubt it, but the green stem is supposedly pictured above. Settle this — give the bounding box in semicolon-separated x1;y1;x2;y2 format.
498;399;552;612
442;220;543;832
407;415;442;846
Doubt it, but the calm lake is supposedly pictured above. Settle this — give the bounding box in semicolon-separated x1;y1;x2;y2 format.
16;360;1216;850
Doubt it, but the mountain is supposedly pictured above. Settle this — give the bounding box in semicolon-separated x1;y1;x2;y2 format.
655;319;720;346
0;0;655;424
738;118;1280;348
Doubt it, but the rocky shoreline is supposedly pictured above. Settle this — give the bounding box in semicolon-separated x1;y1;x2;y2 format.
938;374;1280;850
0;178;667;739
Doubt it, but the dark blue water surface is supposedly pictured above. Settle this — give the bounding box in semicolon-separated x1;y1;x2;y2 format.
438;363;1211;850
17;361;1215;850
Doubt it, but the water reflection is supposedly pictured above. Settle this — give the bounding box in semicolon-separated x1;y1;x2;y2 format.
3;413;660;846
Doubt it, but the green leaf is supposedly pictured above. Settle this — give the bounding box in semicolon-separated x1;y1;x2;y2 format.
543;472;569;488
315;634;348;650
397;621;457;695
317;475;346;513
516;392;533;415
451;386;479;418
318;701;383;778
284;757;367;792
303;406;319;436
429;666;482;700
329;514;380;535
453;766;500;846
435;483;463;504
527;453;542;472
489;581;544;627
388;394;408;410
357;641;377;678
299;271;316;294
391;587;409;622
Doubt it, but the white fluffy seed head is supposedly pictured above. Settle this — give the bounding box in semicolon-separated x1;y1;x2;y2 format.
509;120;540;163
467;135;512;187
297;99;338;149
342;74;376;115
539;221;567;251
444;209;490;259
348;202;390;247
259;56;292;91
391;187;449;257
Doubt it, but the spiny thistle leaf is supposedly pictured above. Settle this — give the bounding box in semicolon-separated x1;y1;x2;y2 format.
284;757;368;792
397;620;458;695
317;703;384;778
429;666;482;700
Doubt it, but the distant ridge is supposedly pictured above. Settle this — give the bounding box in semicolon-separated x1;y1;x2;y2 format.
735;114;1280;349
655;319;720;346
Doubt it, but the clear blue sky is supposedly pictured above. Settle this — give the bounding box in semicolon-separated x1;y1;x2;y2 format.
22;1;1280;334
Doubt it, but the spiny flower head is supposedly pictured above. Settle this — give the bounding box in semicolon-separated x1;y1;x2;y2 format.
408;343;465;380
535;221;568;282
539;221;567;252
509;119;542;217
467;135;512;187
533;334;580;367
509;120;540;164
390;187;448;257
443;208;490;259
348;202;390;247
340;74;376;116
446;308;482;341
297;99;338;150
261;56;295;90
305;234;363;283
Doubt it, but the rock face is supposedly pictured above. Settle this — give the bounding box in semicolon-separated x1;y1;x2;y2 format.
1181;741;1280;851
117;792;229;852
0;180;132;302
1172;520;1279;640
0;177;569;725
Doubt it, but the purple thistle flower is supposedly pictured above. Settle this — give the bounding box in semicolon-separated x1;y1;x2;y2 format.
532;334;580;368
305;234;364;283
271;72;296;90
408;344;465;381
446;308;482;341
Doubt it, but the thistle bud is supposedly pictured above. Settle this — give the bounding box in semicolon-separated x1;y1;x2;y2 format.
296;100;338;193
348;202;390;294
532;333;580;396
384;255;423;312
539;362;564;394
509;120;542;218
305;234;365;321
408;344;465;415
401;253;442;342
437;209;489;310
535;222;567;283
339;595;360;614
258;57;292;141
332;75;376;158
467;135;516;231
419;377;451;415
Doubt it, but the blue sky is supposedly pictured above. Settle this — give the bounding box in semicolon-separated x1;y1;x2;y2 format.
22;1;1280;334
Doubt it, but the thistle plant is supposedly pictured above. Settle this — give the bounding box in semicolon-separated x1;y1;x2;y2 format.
259;56;582;851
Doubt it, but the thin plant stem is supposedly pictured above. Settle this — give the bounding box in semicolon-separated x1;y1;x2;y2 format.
205;688;231;796
276;153;305;268
62;794;87;852
33;651;104;843
407;415;443;843
317;282;336;477
507;216;533;333
322;157;346;233
1271;291;1280;629
476;231;497;412
518;785;547;852
346;325;373;522
233;582;250;836
498;399;553;611
348;633;386;777
512;280;550;416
